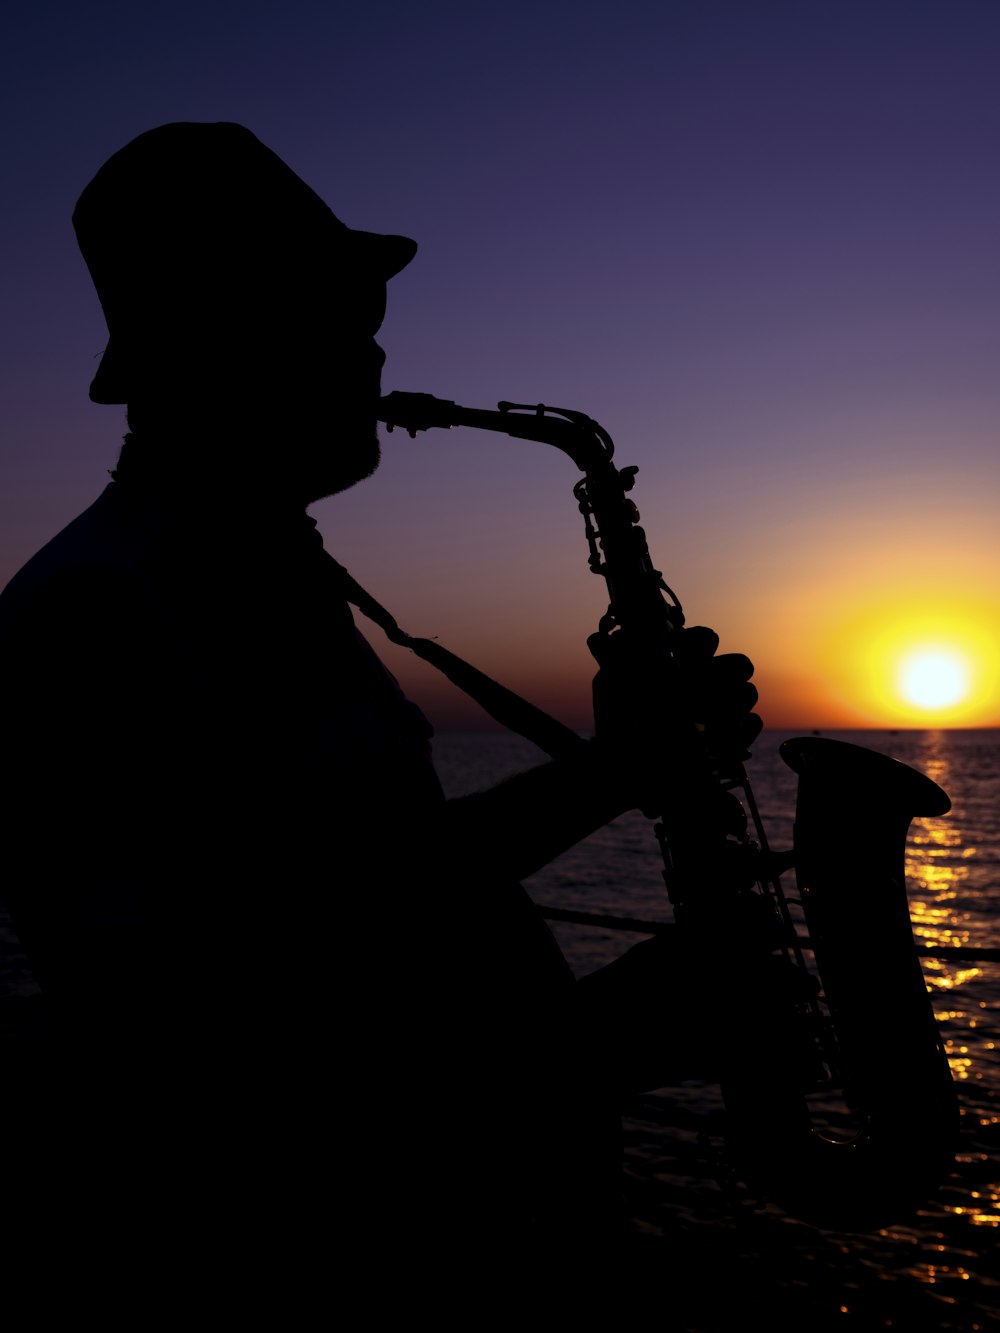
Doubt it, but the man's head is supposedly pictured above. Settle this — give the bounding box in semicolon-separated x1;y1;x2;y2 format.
74;122;416;500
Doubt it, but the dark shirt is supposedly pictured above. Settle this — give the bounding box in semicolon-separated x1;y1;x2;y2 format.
0;479;443;1019
0;471;617;1298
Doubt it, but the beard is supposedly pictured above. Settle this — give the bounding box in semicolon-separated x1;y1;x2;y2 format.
302;424;382;503
124;329;387;504
299;338;386;501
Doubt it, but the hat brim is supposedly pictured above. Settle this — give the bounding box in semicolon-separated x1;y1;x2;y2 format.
357;231;418;280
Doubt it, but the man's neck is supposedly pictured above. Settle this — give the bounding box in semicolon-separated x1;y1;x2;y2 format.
113;430;314;515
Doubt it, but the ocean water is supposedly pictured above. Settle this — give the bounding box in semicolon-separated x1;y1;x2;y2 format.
434;727;1000;1332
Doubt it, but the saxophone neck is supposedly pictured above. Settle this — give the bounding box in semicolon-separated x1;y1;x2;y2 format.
378;391;614;470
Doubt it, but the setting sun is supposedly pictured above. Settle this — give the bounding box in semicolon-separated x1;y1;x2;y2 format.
813;593;1000;728
877;615;1000;725
898;648;971;711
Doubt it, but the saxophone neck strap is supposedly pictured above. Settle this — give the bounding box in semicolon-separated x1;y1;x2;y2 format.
324;555;588;763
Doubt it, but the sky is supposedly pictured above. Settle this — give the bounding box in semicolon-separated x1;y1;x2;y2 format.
3;0;1000;733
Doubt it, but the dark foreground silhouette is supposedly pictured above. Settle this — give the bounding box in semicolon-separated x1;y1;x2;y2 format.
0;124;760;1315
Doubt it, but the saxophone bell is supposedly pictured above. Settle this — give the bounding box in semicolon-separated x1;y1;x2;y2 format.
726;735;959;1231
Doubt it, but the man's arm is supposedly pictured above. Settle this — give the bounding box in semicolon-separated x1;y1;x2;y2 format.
443;632;761;882
444;745;631;883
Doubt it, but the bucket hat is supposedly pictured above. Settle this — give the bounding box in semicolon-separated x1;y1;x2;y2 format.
73;122;417;403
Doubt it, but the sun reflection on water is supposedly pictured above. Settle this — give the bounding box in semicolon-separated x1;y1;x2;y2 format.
902;735;978;971
921;958;983;992
893;733;1000;1231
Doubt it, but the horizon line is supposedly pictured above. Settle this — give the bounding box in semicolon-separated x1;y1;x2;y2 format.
431;722;1000;736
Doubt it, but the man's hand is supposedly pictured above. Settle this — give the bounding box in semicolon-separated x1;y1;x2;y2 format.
589;624;762;817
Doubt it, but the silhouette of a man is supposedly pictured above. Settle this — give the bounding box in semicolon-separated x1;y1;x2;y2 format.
0;124;758;1310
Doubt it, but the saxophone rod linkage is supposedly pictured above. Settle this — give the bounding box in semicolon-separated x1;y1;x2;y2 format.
378;390;615;470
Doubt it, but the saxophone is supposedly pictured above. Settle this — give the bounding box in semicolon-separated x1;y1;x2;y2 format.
377;390;960;1232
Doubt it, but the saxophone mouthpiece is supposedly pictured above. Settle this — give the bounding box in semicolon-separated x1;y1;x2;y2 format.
378;391;457;437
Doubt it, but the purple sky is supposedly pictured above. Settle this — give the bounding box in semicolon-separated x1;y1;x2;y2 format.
4;1;1000;730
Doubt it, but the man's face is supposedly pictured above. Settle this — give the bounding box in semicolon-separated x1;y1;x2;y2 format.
125;255;395;504
264;275;390;503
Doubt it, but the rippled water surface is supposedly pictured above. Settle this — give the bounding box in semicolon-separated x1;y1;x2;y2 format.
435;727;1000;1332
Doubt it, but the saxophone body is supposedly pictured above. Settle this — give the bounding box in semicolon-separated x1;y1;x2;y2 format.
378;391;960;1232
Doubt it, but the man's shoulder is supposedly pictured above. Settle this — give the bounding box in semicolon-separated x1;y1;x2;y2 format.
0;484;147;636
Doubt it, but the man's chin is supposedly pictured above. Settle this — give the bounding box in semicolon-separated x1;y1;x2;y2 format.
306;432;381;502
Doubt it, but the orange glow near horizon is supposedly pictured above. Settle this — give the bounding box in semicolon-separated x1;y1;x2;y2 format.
374;586;1000;735
356;502;1000;733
